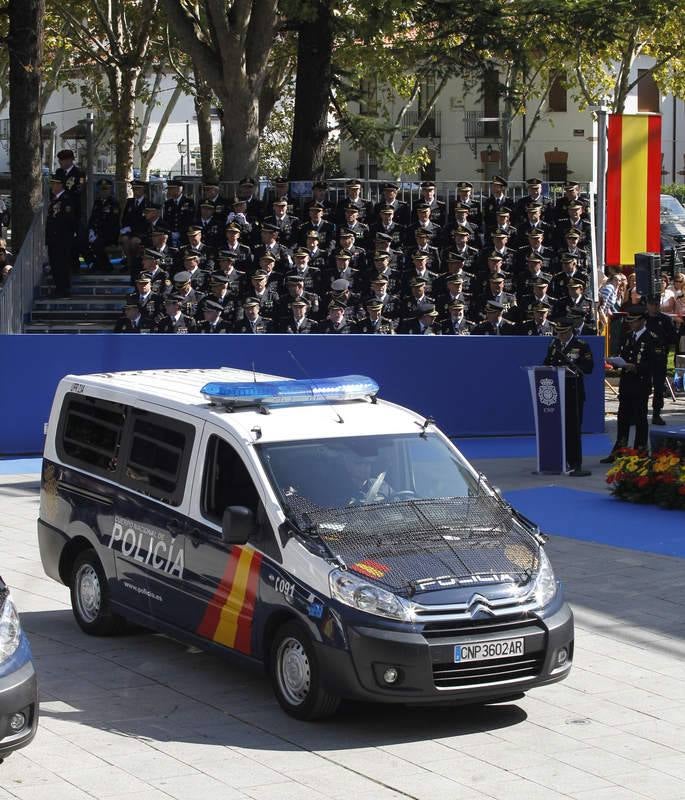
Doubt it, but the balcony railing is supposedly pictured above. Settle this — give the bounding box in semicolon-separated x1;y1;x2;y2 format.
401;109;442;140
463;111;500;140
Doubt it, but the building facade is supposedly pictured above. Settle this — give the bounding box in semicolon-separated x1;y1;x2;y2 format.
340;56;685;187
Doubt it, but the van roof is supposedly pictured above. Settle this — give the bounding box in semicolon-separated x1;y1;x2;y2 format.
63;367;424;443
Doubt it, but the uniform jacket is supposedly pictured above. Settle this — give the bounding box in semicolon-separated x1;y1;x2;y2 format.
156;313;196;333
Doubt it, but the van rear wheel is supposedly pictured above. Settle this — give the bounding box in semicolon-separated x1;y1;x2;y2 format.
70;550;124;636
270;621;340;720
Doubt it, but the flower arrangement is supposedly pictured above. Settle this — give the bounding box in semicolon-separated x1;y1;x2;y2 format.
607;448;685;509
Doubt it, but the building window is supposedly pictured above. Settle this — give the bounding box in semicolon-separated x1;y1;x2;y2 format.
548;73;567;112
482;70;500;138
359;77;378;116
637;70;660;113
358;151;377;179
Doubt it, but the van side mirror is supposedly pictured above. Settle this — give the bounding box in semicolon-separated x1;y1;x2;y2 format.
221;505;256;544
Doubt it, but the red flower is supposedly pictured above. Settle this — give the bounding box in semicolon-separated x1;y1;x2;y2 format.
635;476;650;488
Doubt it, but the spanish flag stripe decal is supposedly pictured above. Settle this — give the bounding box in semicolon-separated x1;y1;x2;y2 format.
233;551;262;654
213;547;255;648
196;546;240;639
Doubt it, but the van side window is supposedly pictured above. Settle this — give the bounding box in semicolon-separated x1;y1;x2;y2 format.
58;394;126;475
119;410;194;506
202;435;260;524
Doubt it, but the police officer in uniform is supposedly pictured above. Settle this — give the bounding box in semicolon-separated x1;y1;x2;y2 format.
86;179;120;271
280;297;319;333
440;300;474;335
355;298;396;334
46;175;78;297
601;307;659;460
645;298;677;425
196;298;232;333
543;317;594;475
163;179;195;246
55;149;84;215
319;299;353;333
472;300;517;334
113;299;154;333
399;302;441;335
519;302;556;336
120;180;148;261
156;294;197;332
129;271;163;326
166;270;205;317
234;297;273;333
483;176;513;228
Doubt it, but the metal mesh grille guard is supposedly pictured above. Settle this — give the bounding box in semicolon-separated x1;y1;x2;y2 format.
285;496;539;596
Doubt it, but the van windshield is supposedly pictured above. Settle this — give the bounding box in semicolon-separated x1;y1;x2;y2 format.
257;433;480;510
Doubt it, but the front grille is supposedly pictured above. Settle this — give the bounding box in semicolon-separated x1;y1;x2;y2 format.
433;652;544;689
422;615;542;640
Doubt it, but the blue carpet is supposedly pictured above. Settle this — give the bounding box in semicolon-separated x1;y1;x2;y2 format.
0;458;42;475
454;434;612;460
505;486;685;559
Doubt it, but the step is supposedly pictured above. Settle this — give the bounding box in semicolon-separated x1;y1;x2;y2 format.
30;310;121;322
43;272;133;286
24;322;115;334
38;285;132;298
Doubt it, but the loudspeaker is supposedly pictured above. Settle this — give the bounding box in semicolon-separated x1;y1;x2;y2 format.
634;252;661;300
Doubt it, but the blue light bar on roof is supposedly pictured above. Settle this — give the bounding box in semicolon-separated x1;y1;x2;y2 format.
201;375;379;407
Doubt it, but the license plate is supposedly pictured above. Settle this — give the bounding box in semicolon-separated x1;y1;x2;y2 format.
454;637;524;663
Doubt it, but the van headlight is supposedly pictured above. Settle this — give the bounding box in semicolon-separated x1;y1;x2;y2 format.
0;594;22;662
329;569;414;622
532;548;557;609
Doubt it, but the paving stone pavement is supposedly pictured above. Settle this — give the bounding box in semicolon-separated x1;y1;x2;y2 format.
0;472;684;800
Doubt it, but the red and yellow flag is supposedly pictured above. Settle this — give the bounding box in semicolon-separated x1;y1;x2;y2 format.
605;114;661;266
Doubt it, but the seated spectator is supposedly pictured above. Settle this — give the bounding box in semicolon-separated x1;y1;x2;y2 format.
234;297;273;333
439;300;474;335
113;299;153;333
280;298;319;334
398;302;441;335
196;299;232;333
355;298;396;334
156;294;197;333
471;299;517;335
662;272;685;317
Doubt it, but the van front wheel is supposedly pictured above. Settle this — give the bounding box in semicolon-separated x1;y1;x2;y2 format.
270;622;340;720
70;550;123;636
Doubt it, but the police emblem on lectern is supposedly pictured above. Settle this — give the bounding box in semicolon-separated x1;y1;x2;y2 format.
538;378;558;407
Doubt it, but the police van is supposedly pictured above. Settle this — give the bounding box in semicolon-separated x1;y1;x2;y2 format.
38;368;573;720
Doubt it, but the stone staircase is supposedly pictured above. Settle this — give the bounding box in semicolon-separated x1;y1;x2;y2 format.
25;262;133;333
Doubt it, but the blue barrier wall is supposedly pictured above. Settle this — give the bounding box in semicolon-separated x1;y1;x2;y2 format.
0;334;605;454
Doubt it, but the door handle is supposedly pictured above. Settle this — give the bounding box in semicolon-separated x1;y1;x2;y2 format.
189;528;203;548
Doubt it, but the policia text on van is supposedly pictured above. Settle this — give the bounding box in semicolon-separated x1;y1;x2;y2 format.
38;369;573;720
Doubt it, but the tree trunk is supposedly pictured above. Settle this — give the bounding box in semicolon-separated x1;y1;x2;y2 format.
289;0;334;180
8;0;45;252
220;89;260;180
113;72;139;181
194;63;217;181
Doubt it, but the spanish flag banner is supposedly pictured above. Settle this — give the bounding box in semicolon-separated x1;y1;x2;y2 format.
605;114;661;266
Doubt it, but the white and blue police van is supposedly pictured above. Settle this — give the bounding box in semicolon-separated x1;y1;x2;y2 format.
38;368;573;719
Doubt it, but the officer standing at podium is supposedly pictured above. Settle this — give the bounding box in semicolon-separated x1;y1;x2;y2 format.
543;317;594;476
